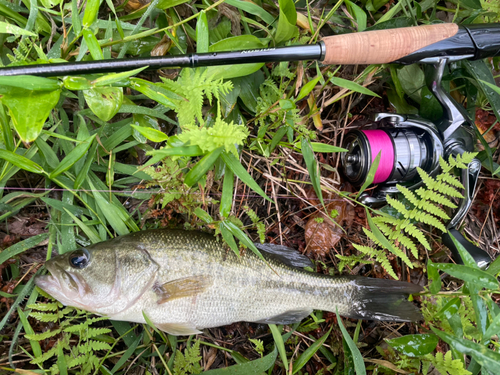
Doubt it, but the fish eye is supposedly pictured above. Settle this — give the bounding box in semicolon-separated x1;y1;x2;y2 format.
69;248;90;269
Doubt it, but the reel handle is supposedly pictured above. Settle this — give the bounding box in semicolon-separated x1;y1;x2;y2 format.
321;23;459;65
321;23;500;66
442;229;491;269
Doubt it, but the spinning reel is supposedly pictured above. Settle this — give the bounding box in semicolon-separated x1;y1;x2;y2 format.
341;58;491;268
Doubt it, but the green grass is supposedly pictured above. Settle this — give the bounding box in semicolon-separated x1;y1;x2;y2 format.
0;0;500;373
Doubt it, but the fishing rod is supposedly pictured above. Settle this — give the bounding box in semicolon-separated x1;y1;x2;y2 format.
0;23;500;76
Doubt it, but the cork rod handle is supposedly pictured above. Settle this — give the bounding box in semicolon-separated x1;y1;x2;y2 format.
321;23;459;65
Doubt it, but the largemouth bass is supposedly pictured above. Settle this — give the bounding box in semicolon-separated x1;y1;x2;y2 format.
35;229;422;335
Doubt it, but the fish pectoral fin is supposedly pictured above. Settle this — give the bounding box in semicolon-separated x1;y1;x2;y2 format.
254;309;312;325
156;322;202;336
155;275;213;304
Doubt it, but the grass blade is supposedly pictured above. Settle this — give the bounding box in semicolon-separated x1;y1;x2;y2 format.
336;310;366;375
184;147;223;187
301;137;324;208
269;324;288;372
221;151;272;203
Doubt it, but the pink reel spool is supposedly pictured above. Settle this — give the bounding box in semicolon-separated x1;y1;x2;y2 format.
361;130;395;184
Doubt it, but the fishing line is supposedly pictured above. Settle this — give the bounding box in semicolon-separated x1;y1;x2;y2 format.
0;186;347;201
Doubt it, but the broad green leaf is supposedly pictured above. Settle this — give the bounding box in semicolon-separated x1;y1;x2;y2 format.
293;326;332;373
82;0;100;27
92;67;147;87
345;0;367;31
386;334;438;357
82;29;104;60
88;180;129;236
63;76;92;90
269;324;288;372
74;141;98;189
209;35;266;52
184;147;223;187
83;86;123;121
397;65;424;103
206;63;264;81
431;327;500;374
1;87;61;142
435;263;499;290
129;78;176;108
330;77;380;98
296;76;321;101
49;134;96;178
224;0;274;25
219;222;240;256
0;233;49;265
0;76;61;91
196;11;209;53
130;125;169;142
221;151;272;203
194;207;213;224
485;310;500;339
205;35;268;79
296;142;347;153
220;168;234;218
356;151;381;199
301;138;324;207
337;310;366;375
0;150;45;174
275;0;298;44
156;0;188;9
0;21;36;35
204;347;277;374
63;208;101;244
427;259;441;294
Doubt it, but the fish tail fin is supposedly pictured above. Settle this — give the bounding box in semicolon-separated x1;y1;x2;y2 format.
340;277;423;322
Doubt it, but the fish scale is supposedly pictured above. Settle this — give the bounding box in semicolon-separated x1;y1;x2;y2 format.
36;229;422;335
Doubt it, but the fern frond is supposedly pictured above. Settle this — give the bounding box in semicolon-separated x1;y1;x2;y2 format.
27;302;61;311
386;196;409;216
63;322;89;333
85;340;112;351
396;185;419;206
418;202;450;220
177;117;249;156
416;187;457;208
437;172;463;189
430;351;472;375
25;328;62;341
66;354;89;368
418;168;463;198
396;234;419;258
411;211;447;232
352;244;398;279
30;311;63;322
439;157;451;173
85;327;112;339
401;223;431;250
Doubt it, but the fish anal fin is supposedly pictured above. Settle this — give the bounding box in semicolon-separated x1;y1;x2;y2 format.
155;275;213;304
254;309;312;325
156;322;202;336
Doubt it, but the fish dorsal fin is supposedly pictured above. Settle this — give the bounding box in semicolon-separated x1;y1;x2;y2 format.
254;243;313;268
254;309;312;325
155;322;202;336
155;275;213;304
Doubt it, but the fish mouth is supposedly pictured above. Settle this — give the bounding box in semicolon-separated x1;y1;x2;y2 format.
35;261;91;307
